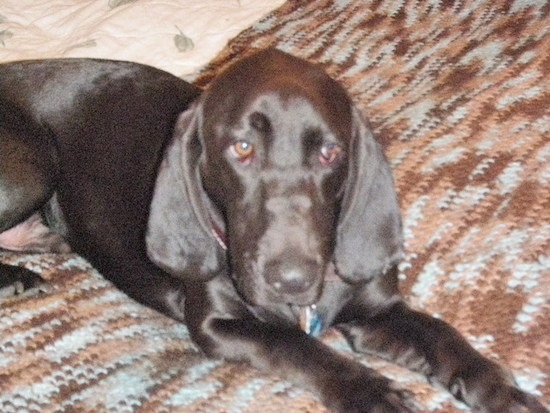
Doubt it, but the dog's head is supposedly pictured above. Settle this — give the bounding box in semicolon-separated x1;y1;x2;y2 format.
147;49;403;307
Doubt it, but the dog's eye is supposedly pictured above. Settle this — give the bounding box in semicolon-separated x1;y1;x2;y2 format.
319;143;341;165
229;141;254;162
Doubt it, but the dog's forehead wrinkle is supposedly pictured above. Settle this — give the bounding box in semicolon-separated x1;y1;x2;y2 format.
234;94;337;164
255;84;351;144
248;111;271;134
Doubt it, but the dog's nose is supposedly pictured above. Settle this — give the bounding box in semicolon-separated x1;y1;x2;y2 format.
264;255;319;295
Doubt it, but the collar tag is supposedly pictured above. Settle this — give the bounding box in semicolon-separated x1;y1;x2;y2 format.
300;304;323;337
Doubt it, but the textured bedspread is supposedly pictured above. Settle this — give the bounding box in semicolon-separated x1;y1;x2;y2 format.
1;1;549;412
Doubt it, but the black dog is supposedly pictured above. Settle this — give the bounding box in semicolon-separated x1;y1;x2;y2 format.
0;49;547;413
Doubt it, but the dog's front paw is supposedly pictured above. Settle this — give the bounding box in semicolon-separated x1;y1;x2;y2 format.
451;363;549;413
324;371;417;413
0;264;52;301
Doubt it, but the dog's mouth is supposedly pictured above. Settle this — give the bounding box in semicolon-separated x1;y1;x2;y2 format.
235;274;323;307
230;261;346;338
216;219;332;336
244;299;326;337
227;247;327;308
288;272;341;336
256;268;346;336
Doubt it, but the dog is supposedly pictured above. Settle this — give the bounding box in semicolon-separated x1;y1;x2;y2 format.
0;49;547;413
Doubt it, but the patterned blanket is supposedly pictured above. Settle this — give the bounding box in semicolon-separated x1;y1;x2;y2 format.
1;1;549;412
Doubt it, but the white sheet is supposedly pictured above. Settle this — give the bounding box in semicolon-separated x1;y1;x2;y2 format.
0;0;284;79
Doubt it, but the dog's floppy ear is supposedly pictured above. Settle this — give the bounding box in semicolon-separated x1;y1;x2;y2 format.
146;101;227;280
334;107;404;283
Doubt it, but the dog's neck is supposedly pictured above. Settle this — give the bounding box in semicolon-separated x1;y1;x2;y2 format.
211;221;228;250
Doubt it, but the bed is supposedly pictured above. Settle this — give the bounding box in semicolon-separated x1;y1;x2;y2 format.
1;1;549;412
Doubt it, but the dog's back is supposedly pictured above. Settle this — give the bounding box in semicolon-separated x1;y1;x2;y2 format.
0;59;200;264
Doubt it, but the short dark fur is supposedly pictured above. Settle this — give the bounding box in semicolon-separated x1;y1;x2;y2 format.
0;49;546;413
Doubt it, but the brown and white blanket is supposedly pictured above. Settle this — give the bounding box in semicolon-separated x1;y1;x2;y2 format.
1;1;549;412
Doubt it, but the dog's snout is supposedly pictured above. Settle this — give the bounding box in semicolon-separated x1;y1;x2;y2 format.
264;252;319;295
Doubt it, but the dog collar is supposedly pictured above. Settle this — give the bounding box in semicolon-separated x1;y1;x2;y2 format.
211;222;228;250
300;304;324;336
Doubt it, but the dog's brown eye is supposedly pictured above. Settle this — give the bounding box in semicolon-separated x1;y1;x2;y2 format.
319;143;341;165
229;141;254;162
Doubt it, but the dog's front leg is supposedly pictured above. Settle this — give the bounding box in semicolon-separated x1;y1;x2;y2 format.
337;297;548;413
183;277;415;413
